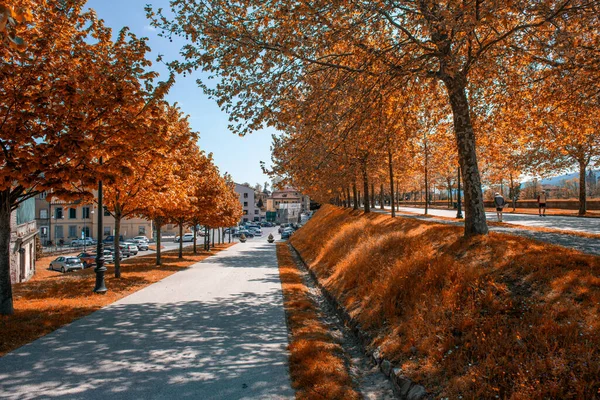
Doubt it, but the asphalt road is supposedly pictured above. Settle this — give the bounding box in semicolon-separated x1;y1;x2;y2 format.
387;206;600;235
0;228;293;399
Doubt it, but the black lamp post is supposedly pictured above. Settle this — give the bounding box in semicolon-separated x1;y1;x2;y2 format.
94;160;107;294
456;166;464;219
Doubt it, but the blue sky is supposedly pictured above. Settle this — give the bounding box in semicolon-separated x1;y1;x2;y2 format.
85;0;275;187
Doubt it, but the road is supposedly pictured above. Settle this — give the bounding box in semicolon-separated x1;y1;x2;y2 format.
0;227;293;399
375;206;600;256
384;206;600;235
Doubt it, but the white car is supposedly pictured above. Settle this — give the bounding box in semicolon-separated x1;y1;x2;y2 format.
133;236;149;243
71;238;95;246
174;233;194;242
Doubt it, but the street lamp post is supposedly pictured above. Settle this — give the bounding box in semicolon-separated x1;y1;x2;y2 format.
94;163;107;294
456;166;464;219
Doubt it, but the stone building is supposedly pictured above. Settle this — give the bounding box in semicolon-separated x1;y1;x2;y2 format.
35;192;153;245
10;197;37;283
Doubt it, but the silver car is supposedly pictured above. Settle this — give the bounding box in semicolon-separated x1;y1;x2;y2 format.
49;256;84;273
132;239;149;251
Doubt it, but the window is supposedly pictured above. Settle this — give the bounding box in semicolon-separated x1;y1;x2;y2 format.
40;226;48;237
243;218;248;222
82;227;90;238
254;209;259;214
104;227;111;236
104;207;110;216
40;192;47;199
243;210;248;215
139;226;146;234
69;208;77;219
243;193;248;198
40;209;48;219
68;225;77;238
55;225;64;239
82;207;90;219
55;207;63;219
243;201;248;207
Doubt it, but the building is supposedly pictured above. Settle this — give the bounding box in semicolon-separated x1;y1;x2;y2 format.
235;183;260;223
10;197;37;283
269;187;311;213
35;193;153;245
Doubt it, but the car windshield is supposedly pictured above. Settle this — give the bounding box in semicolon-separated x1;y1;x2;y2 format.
66;258;80;264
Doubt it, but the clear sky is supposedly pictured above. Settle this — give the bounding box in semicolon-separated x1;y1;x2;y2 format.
84;0;275;187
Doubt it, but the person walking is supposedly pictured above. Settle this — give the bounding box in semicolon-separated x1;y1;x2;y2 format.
537;190;548;217
493;192;506;222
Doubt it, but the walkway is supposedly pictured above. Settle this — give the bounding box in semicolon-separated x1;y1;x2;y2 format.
0;233;293;400
377;206;600;256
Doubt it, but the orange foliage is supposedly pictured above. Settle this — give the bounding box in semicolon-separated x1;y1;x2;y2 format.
291;205;600;399
0;244;232;356
276;243;359;400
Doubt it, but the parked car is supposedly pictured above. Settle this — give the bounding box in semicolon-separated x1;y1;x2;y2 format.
76;252;96;268
122;242;139;256
131;238;149;250
103;247;122;261
174;233;194;242
278;223;290;233
248;227;263;236
233;229;254;238
103;235;124;244
280;228;294;240
133;236;149;243
71;238;95;247
49;256;84;273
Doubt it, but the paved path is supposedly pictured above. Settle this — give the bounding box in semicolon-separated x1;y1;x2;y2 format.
376;206;600;256
0;231;293;400
390;206;600;234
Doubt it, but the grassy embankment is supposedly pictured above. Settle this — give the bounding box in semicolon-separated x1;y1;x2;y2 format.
276;243;359;400
290;205;600;399
0;244;232;356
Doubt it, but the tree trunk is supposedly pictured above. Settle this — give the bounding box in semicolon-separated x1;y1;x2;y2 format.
380;184;385;210
371;182;375;209
353;183;359;210
212;228;215;249
0;190;14;315
509;173;517;211
346;186;351;209
193;225;197;254
424;152;429;216
443;76;488;236
362;160;370;213
155;220;162;266
178;222;183;259
579;160;588;215
114;212;122;278
388;149;396;217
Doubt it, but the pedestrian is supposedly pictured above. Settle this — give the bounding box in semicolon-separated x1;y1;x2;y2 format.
537;190;548;217
493;192;506;222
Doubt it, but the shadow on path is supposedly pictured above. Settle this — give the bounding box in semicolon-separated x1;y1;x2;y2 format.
0;242;293;400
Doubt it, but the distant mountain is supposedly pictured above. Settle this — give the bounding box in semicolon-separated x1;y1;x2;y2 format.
540;169;600;186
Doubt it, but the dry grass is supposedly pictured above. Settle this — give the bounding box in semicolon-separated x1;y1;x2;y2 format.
291;205;600;399
0;244;233;356
276;243;359;400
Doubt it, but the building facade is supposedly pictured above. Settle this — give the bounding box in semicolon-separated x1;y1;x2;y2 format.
235;183;260;223
10;197;37;283
269;187;311;213
35;193;153;245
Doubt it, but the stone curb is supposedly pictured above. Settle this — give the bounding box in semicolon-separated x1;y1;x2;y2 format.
289;243;431;400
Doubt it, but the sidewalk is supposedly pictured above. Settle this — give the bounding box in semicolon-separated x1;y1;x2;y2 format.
0;234;293;399
376;206;600;256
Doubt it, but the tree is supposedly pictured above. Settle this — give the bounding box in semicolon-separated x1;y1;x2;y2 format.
0;0;122;315
148;0;592;236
